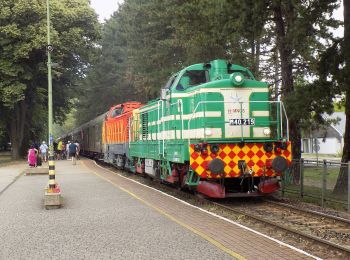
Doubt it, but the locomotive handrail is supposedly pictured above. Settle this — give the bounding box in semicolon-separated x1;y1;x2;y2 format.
158;100;162;155
187;100;289;144
281;102;289;141
148;100;183;156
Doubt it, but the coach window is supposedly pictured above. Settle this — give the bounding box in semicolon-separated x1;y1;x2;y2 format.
111;107;123;118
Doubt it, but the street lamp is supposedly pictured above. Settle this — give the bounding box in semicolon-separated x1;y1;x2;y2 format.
45;0;61;208
46;0;53;150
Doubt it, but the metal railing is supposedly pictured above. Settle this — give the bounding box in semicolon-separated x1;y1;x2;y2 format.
281;159;350;213
187;100;289;141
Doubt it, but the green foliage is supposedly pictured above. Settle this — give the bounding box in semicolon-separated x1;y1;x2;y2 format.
71;0;341;162
334;102;345;112
75;0;273;123
53;108;77;138
0;0;101;156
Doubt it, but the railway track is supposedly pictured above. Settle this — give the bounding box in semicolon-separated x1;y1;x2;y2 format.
97;161;350;258
209;198;350;258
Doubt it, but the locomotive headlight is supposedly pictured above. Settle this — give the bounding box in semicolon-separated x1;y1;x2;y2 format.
263;127;271;136
235;75;243;82
205;129;212;136
230;72;245;86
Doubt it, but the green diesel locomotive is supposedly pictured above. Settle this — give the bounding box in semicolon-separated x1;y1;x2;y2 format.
129;59;291;198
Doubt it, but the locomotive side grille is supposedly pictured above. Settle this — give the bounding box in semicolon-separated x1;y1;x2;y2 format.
141;113;149;140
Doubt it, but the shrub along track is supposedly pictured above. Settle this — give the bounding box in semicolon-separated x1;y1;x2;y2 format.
97;160;350;259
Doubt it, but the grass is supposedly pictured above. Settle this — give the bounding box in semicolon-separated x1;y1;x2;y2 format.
303;166;341;187
281;185;348;211
0;151;25;166
302;153;341;159
0;151;12;165
282;165;349;211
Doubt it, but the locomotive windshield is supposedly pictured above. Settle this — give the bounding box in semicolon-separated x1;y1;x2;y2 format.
111;107;123;118
176;70;208;91
162;74;177;89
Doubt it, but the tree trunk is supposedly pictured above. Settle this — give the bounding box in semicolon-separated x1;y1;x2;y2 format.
8;101;27;160
274;47;280;100
273;1;301;160
333;0;350;194
333;94;350;194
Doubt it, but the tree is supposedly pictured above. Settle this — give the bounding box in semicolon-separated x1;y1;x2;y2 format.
74;9;134;125
75;0;340;168
270;0;339;160
75;0;187;124
318;0;350;194
334;0;350;193
0;0;100;159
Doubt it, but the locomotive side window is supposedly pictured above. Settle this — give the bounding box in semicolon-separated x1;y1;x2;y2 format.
111;107;123;118
176;70;208;91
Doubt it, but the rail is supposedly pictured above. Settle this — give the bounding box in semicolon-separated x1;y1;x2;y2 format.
209;199;350;258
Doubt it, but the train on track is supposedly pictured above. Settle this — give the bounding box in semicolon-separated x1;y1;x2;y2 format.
61;59;292;198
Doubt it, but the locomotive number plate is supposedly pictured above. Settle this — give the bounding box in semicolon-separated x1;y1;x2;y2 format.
229;118;255;126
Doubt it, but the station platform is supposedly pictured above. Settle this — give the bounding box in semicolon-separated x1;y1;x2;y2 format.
0;159;318;259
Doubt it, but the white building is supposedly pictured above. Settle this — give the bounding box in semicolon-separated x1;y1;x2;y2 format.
302;112;345;155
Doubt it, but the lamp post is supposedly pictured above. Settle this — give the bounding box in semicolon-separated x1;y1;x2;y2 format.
47;0;53;151
45;0;61;208
45;0;61;205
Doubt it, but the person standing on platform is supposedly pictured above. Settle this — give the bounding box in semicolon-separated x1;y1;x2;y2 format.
68;141;78;165
57;140;62;160
61;141;66;160
74;140;80;160
39;141;48;162
27;145;38;167
66;141;71;160
53;141;58;159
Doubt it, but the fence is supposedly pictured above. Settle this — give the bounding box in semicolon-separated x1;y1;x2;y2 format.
281;159;350;212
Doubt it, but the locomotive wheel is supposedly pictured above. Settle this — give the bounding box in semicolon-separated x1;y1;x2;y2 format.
115;155;125;169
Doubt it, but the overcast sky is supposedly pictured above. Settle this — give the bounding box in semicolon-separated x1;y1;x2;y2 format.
90;0;123;22
90;0;344;35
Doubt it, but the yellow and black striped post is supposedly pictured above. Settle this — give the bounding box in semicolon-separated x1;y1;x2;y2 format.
48;150;56;192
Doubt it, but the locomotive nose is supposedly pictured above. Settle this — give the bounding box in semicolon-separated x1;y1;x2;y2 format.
208;158;225;174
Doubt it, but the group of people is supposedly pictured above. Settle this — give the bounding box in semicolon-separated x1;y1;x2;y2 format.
27;141;49;167
27;140;80;167
56;140;80;165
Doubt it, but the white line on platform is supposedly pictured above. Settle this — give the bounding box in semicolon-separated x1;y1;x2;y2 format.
92;160;321;260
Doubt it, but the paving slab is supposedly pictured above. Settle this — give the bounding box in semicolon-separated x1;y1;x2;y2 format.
0;159;234;260
0;162;27;194
82;159;317;260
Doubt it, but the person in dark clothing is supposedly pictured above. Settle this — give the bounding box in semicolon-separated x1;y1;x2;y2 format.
68;142;78;165
53;141;58;159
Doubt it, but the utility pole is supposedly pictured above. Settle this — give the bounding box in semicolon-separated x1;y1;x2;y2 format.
45;0;61;209
47;0;53;152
